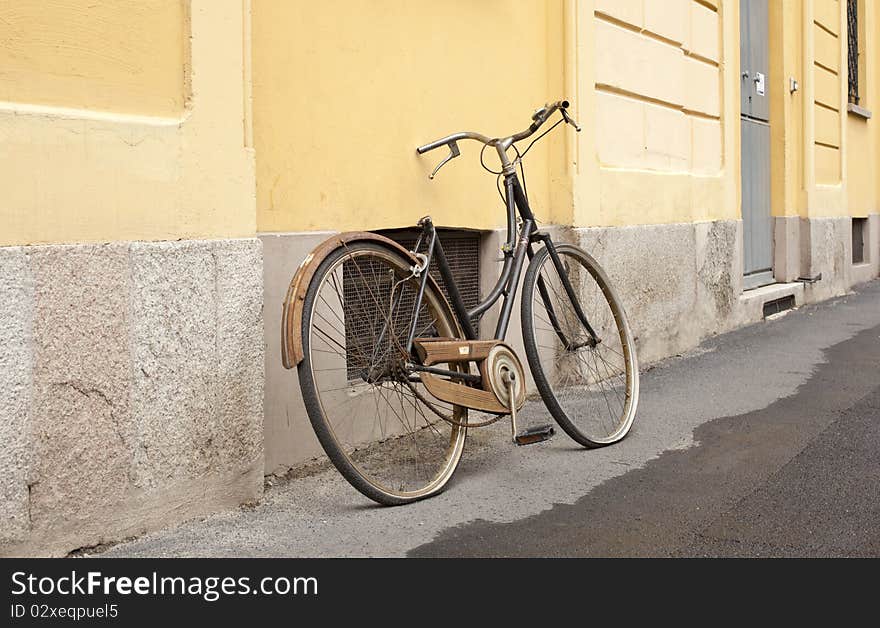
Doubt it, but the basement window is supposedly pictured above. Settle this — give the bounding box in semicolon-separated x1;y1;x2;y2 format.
763;295;795;319
343;228;482;379
380;227;482;335
852;217;867;264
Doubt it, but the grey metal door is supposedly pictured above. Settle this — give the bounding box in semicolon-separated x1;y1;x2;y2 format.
740;0;773;289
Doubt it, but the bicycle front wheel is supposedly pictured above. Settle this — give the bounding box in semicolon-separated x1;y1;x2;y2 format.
522;243;639;447
298;242;467;505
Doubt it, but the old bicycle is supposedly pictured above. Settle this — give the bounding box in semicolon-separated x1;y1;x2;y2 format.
281;100;639;505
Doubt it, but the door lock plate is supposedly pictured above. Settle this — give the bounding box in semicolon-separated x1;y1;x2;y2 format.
754;72;765;96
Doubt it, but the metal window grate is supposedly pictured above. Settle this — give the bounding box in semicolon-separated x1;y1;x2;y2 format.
847;0;860;105
341;255;428;380
763;295;795;318
381;228;482;335
342;229;481;379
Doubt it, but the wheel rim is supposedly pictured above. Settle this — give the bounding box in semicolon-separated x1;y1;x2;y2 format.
305;246;466;500
527;247;636;444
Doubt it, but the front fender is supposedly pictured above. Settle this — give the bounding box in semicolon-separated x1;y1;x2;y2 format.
281;231;457;368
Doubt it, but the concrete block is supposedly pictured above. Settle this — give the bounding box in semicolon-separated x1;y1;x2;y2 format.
774;216;802;283
260;232;334;475
801;217;851;302
26;243;134;535
0;248;33;543
730;219;745;296
1;238;264;556
130;240;218;488
214;240;265;478
695;219;739;326
735;281;805;327
576;222;701;364
129;238;264;487
573;220;740;364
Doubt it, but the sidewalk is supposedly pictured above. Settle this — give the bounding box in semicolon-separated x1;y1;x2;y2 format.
104;280;880;557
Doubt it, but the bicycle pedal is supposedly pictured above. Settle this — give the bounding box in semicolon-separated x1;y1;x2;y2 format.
514;424;555;446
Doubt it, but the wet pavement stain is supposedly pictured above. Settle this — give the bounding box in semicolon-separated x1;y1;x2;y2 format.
410;325;880;557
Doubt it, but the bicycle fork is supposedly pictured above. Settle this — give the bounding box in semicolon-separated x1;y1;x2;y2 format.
528;232;600;349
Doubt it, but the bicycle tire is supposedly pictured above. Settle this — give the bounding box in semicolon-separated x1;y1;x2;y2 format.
521;242;639;447
298;242;467;505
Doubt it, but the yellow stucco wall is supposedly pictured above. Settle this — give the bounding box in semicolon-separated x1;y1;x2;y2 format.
769;0;804;218
253;0;566;234
813;0;843;186
570;0;738;228
769;0;876;221
0;1;255;247
3;1;879;248
0;1;188;117
797;0;848;218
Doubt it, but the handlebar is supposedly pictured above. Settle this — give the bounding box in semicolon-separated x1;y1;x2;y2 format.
416;131;492;155
416;100;580;179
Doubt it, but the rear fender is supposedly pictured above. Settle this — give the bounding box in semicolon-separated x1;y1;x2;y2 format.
281;231;458;368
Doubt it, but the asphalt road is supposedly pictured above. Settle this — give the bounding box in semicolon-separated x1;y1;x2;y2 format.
105;280;880;558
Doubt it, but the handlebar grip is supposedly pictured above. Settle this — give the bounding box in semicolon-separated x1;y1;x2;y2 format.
530;100;570;130
417;140;444;154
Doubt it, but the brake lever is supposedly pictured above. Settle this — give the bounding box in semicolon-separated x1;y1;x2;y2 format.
561;108;582;132
428;140;460;180
531;105;549;122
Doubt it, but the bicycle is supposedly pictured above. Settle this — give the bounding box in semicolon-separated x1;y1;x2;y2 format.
281;100;639;505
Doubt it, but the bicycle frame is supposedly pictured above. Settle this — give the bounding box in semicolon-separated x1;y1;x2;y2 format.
403;170;599;357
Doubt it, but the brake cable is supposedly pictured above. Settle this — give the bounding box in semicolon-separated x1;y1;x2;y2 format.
481;114;566;213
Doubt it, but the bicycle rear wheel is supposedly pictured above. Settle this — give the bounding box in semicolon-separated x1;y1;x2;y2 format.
298;242;467;505
521;243;638;447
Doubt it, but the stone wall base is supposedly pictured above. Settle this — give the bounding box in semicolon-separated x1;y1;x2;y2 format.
0;238;264;557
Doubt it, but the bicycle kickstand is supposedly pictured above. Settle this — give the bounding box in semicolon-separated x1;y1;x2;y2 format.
504;371;555;446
